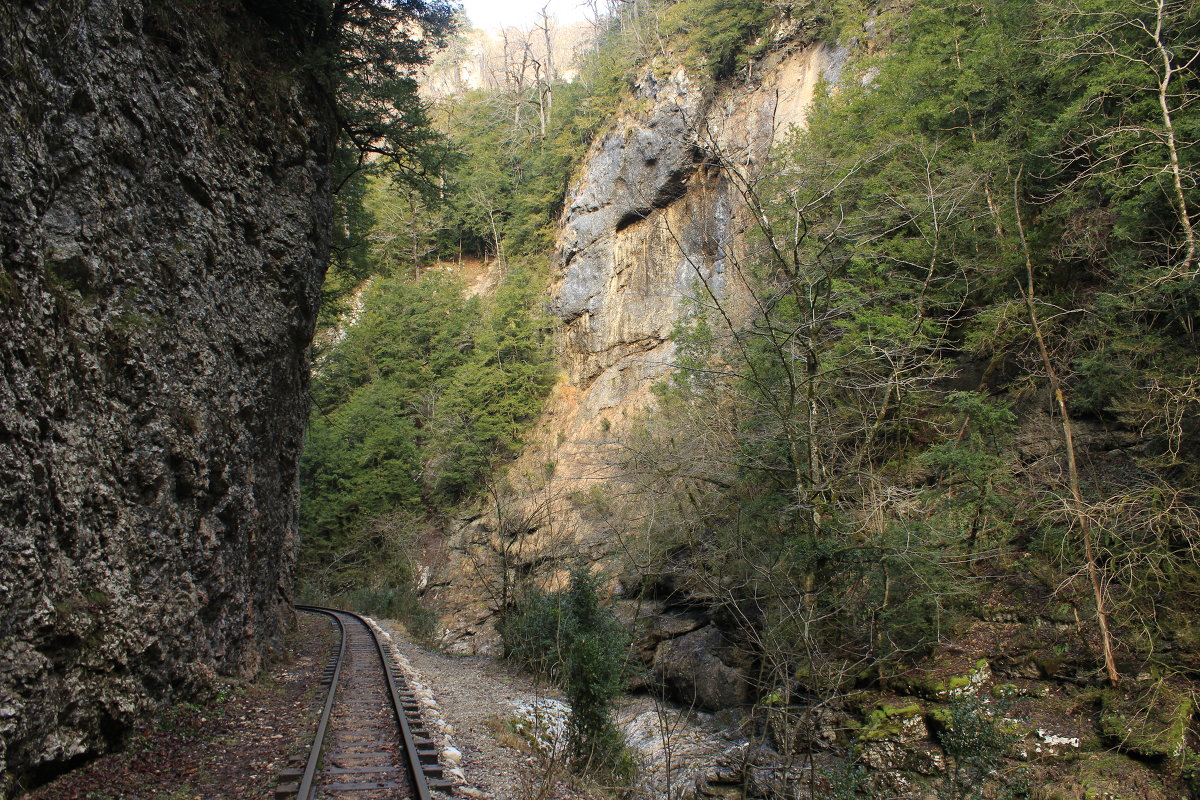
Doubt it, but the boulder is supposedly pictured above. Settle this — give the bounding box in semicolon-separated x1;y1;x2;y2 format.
1100;684;1194;763
654;625;750;710
631;609;708;664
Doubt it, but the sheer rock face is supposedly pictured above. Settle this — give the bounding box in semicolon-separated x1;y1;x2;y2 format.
0;1;333;793
431;42;834;662
551;44;830;412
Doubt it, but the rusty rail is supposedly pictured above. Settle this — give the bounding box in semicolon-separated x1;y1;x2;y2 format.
284;606;444;800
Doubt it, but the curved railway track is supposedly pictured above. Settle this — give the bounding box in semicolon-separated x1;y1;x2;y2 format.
277;607;449;800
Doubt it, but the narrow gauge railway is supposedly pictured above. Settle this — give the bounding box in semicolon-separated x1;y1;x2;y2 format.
277;607;449;799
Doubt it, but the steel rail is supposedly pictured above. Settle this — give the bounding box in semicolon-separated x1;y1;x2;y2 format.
294;607;347;799
368;616;435;800
294;605;436;800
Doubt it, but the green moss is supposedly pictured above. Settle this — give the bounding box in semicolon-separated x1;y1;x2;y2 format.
53;596;82;618
888;660;989;699
1182;749;1200;795
889;674;940;697
858;702;923;741
1047;602;1077;625
946;674;972;691
997;716;1027;737
44;248;95;298
1061;751;1168;800
877;702;921;721
85;588;113;608
1070;686;1109;709
109;310;150;337
1099;684;1194;763
925;705;952;732
1169;616;1200;652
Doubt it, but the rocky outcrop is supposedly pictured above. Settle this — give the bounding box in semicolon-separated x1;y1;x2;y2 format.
653;625;751;711
552;66;708;329
552;43;830;398
550;45;830;418
0;1;333;793
429;40;836;655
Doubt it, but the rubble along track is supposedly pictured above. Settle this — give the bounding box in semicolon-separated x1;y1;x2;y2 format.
278;607;449;800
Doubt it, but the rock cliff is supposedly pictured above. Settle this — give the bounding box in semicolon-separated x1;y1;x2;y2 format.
430;39;836;654
0;1;333;793
550;41;831;466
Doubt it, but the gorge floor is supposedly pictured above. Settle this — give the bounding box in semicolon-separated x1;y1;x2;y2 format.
17;614;601;800
374;621;595;800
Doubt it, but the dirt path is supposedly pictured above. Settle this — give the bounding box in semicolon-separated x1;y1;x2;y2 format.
24;613;329;800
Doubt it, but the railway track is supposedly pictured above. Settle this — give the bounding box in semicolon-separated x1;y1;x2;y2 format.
277;607;450;799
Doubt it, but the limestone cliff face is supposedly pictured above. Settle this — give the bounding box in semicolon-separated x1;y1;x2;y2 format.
431;40;837;653
550;42;831;452
0;1;333;793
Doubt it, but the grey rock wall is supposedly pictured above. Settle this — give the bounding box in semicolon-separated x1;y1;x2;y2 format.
0;1;333;794
554;68;708;324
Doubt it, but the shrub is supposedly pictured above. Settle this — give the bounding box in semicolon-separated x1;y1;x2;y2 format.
500;571;633;777
935;696;1027;800
499;588;567;680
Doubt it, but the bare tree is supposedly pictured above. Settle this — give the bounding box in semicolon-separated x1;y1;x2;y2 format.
533;3;557;137
1014;171;1120;687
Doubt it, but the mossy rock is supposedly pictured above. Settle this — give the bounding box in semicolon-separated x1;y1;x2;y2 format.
1036;653;1068;678
1050;751;1171;800
990;682;1050;700
0;270;17;303
1167;616;1200;653
1182;749;1200;797
888;659;991;700
924;704;952;734
1099;684;1194;763
858;702;924;742
1041;602;1077;625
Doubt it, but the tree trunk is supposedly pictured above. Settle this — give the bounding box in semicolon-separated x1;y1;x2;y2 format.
1014;174;1119;688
